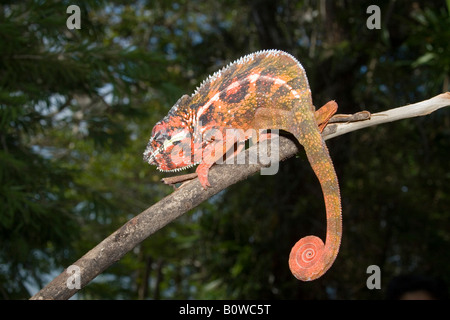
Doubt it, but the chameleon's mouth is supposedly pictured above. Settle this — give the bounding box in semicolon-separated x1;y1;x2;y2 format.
156;161;200;173
143;137;160;165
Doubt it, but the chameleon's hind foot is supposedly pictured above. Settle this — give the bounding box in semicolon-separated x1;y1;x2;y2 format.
329;111;371;123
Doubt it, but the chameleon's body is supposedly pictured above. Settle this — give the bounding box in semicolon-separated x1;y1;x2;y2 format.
144;50;342;281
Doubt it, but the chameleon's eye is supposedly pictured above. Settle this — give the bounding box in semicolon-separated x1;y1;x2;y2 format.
153;131;167;145
151;122;171;146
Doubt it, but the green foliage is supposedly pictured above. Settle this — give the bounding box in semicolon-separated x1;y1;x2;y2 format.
1;0;449;299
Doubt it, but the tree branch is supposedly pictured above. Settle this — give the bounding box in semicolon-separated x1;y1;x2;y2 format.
324;93;450;140
30;92;450;300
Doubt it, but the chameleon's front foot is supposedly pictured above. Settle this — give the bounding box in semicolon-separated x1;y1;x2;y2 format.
196;163;212;189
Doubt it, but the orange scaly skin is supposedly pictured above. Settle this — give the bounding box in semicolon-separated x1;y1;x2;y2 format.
144;50;342;281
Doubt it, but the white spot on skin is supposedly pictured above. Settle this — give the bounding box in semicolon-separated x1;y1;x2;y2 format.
291;89;301;99
196;92;220;119
227;81;240;91
274;78;286;86
163;130;187;150
248;73;260;83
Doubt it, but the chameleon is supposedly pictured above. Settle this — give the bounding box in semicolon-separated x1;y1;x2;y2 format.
143;49;342;281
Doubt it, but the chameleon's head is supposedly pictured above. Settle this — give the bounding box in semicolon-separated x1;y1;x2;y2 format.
143;95;198;172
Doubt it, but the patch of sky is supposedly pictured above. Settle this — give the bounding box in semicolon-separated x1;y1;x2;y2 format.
359;65;368;74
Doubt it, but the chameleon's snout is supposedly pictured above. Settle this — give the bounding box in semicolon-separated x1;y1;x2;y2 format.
143;138;159;165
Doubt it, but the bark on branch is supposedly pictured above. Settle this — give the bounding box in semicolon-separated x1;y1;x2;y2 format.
30;92;450;300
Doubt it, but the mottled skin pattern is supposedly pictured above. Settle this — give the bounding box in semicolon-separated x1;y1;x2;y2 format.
144;50;342;281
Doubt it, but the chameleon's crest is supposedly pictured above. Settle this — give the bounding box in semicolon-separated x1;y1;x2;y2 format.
191;49;306;97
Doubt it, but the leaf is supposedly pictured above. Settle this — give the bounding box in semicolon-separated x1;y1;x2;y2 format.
412;52;437;68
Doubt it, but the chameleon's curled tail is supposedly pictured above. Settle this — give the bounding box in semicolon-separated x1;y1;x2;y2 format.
289;235;328;281
288;108;342;281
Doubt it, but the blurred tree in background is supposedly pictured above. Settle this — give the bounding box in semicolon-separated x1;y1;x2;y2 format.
0;0;449;299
